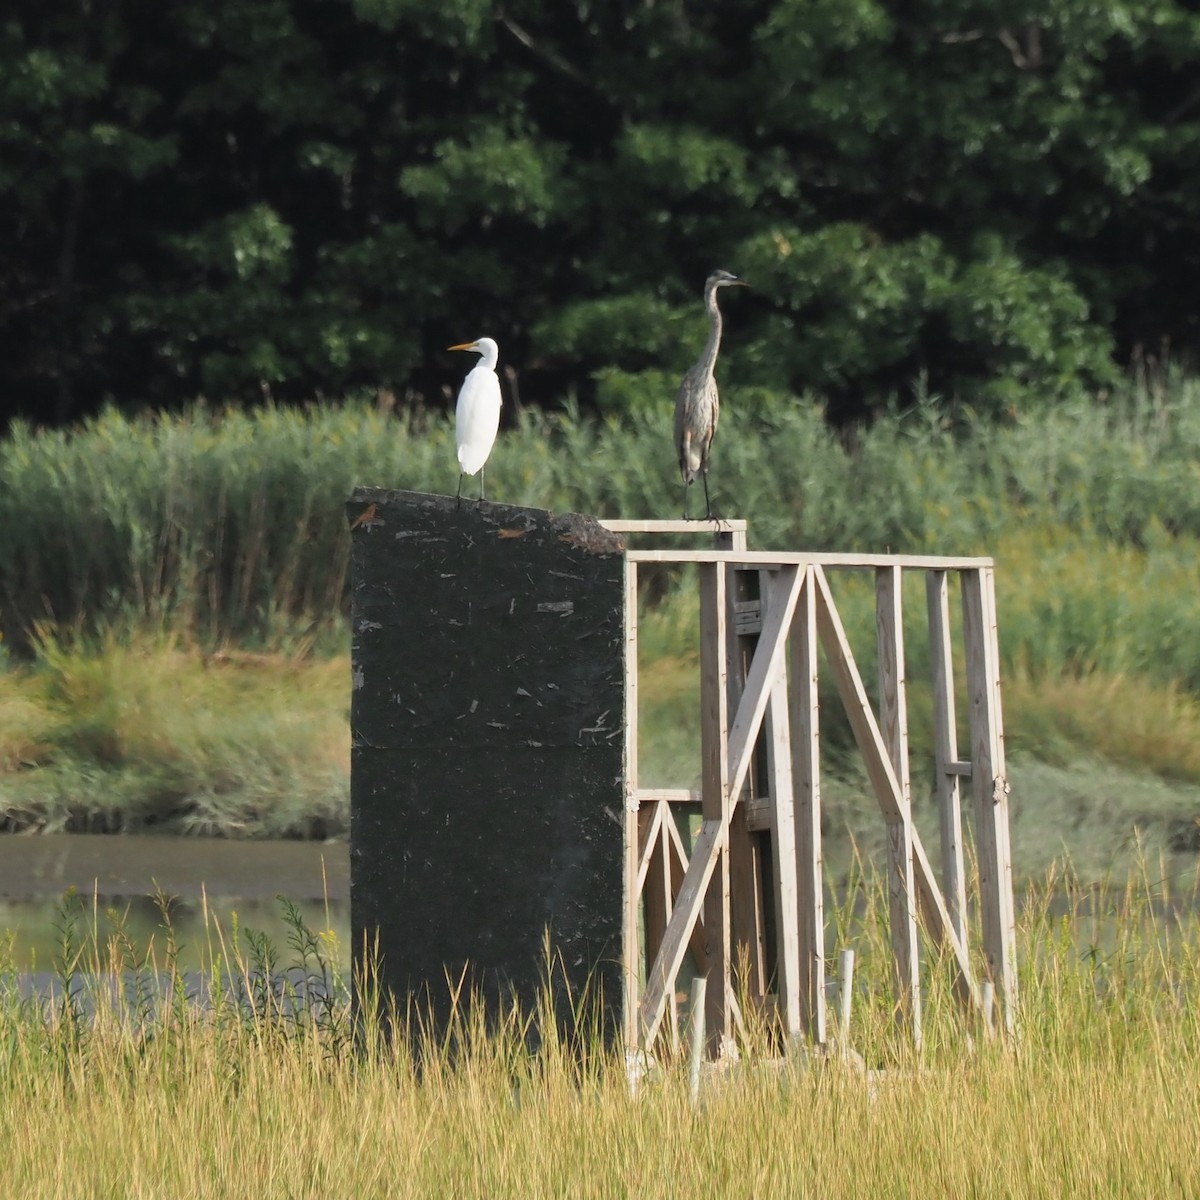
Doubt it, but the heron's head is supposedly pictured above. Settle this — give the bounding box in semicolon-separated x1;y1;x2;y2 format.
447;337;498;358
707;269;749;290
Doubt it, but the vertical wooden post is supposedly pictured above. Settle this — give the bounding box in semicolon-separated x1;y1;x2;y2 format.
926;569;968;947
789;566;826;1043
761;568;801;1038
622;559;641;1050
962;566;1017;1029
875;565;922;1046
725;565;767;1004
699;562;733;1055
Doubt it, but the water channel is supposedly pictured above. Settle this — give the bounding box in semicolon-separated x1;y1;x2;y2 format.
0;833;350;973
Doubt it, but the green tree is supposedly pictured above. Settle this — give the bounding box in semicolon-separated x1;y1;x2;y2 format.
1;0;1199;423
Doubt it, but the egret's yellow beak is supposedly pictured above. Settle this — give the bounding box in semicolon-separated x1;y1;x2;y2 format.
447;341;477;352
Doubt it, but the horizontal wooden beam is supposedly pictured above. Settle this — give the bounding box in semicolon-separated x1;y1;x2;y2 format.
598;519;748;535
626;550;994;570
636;789;772;830
635;788;700;806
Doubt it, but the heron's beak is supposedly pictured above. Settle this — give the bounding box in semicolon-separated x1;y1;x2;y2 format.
447;341;477;352
733;279;750;287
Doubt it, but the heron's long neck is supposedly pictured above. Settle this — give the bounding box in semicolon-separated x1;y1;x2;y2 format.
478;342;499;371
698;283;724;378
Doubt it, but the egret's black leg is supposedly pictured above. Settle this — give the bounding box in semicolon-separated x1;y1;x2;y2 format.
456;472;465;509
478;466;486;503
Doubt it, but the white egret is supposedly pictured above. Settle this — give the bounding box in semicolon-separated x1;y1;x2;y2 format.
673;270;748;520
448;337;502;503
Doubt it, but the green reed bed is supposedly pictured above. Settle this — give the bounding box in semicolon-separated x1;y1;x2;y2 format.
4;386;1200;845
0;631;349;836
4;380;1200;645
1;866;1198;1198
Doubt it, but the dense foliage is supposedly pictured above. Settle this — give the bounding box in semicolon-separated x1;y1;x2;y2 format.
3;1;1200;422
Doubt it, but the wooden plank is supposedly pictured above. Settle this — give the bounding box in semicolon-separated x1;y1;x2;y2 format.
726;566;766;1006
699;563;732;1055
962;568;1018;1029
634;799;665;898
764;570;797;1039
926;570;968;947
875;565;922;1045
638;802;667;1040
598;518;748;535
734;600;762;636
641;792;773;828
911;833;979;1011
790;566;826;1043
766;663;800;1035
635;788;700;806
638;818;725;1049
714;525;750;553
664;811;710;972
626;550;994;569
812;568;905;823
742;796;773;830
622;559;641;1048
725;566;802;806
982;566;1017;1011
811;566;977;1006
655;803;680;1054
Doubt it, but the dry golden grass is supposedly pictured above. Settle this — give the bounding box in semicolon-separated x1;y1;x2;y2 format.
1;869;1198;1198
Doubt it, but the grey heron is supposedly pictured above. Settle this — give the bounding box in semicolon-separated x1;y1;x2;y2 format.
673;270;748;520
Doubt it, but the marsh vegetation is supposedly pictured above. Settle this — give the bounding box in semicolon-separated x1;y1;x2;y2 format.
3;383;1200;875
1;861;1197;1197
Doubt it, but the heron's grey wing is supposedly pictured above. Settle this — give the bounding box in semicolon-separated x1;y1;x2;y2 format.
673;377;688;464
707;377;720;452
675;369;709;481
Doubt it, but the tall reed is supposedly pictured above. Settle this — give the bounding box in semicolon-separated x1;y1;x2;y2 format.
1;864;1198;1197
4;379;1200;657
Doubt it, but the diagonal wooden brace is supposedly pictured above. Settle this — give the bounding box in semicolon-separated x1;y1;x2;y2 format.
637;818;725;1046
812;566;980;1011
725;565;802;804
637;566;803;1049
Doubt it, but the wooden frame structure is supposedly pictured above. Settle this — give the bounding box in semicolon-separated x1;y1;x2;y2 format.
601;521;1016;1058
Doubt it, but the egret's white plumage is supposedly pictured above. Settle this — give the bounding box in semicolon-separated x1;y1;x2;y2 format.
448;337;502;502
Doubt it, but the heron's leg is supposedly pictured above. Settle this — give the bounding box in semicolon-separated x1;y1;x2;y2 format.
478;466;486;503
702;470;714;521
456;472;465;508
682;478;691;521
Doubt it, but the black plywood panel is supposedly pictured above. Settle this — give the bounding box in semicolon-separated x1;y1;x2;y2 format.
347;489;626;1033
